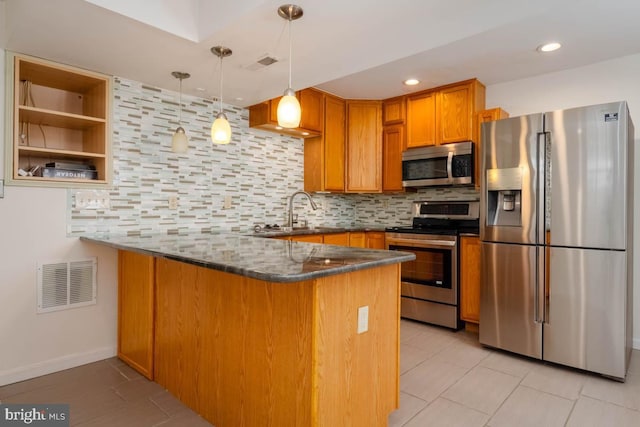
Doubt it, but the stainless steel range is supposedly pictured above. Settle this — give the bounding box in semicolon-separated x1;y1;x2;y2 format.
386;200;479;329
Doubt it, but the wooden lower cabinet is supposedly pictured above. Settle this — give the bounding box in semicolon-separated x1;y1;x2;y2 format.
366;231;386;249
290;234;324;243
459;236;481;324
118;254;401;427
323;232;350;246
117;251;155;379
349;231;366;248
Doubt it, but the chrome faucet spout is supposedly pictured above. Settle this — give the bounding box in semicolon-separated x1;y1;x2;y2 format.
287;191;318;227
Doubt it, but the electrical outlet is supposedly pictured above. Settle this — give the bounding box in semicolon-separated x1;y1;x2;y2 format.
382;199;389;209
357;306;369;334
168;196;178;209
75;190;110;209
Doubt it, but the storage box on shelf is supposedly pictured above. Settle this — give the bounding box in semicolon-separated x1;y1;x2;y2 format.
248;87;323;138
6;52;112;187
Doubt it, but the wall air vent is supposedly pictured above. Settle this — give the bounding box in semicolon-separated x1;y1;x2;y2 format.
245;55;279;71
37;258;97;313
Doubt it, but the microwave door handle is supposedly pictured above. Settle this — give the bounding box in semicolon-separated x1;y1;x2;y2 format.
446;151;453;183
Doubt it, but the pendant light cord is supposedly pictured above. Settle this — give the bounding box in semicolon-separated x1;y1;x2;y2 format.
178;78;183;124
288;16;292;89
219;55;223;113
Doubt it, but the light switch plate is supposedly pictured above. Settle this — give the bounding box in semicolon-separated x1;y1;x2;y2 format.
0;179;4;198
357;306;369;334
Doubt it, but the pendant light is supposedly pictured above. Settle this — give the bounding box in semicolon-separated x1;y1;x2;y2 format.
171;71;190;153
277;4;303;128
210;46;232;145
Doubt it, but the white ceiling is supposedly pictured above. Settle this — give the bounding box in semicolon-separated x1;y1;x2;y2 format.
2;0;640;107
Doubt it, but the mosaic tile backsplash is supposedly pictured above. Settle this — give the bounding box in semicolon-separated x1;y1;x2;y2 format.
67;77;478;236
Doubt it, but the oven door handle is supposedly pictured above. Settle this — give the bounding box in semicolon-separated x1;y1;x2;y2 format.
387;238;456;249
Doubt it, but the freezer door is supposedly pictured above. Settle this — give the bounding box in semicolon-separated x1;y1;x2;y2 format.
545;102;628;250
480;242;542;359
481;114;542;245
543;247;628;379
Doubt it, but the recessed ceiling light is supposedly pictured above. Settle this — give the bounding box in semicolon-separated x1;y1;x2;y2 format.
403;78;420;86
195;87;206;92
537;42;562;52
235;97;244;101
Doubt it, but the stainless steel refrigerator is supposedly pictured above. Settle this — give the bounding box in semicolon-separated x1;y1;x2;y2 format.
479;101;634;380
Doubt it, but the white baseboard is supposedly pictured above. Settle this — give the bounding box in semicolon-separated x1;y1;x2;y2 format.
0;346;116;387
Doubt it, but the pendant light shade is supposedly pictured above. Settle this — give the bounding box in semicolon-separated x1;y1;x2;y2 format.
171;71;190;153
211;112;232;144
210;46;232;145
277;4;303;128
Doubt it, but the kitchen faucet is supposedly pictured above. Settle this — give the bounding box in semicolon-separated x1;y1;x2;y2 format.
287;191;318;228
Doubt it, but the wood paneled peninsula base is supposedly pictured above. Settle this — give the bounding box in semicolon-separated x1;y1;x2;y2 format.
82;233;414;427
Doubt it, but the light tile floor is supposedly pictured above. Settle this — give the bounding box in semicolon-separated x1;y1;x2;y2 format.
391;319;640;427
1;320;638;426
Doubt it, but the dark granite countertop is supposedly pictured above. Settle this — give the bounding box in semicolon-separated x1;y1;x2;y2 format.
249;224;387;238
80;232;414;283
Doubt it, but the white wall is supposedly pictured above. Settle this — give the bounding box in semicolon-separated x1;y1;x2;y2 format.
486;52;640;349
0;49;119;386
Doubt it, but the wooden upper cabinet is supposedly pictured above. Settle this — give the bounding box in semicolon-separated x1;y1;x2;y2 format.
8;52;112;187
439;80;486;145
476;107;510;188
248;88;323;138
460;236;481;324
299;88;324;132
345;100;382;193
439;84;471;144
382;124;405;192
304;93;345;192
382;96;405;125
406;79;486;148
406;91;437;148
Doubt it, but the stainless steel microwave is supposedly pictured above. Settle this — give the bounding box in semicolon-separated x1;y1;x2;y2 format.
402;142;474;187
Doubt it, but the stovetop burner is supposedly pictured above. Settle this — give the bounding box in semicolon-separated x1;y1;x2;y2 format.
386;200;480;235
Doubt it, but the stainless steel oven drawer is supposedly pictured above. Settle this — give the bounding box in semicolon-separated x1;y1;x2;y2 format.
401;297;459;329
401;281;456;305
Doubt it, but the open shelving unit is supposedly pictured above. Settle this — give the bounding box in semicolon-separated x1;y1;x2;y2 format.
5;52;112;187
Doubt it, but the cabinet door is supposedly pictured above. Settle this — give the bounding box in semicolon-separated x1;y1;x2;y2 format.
382;124;405;192
349;232;366;248
439;84;472;144
460;236;481;324
406;91;436;148
324;233;349;246
299;88;324;132
366;231;386;249
346;101;382;192
324;95;346;191
291;234;324;243
476;108;509;188
383;96;405;125
118;250;155;379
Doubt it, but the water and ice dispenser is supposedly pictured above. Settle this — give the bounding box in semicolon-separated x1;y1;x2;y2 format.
486;167;522;227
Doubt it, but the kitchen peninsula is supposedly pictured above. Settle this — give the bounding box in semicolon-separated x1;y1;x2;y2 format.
81;233;414;427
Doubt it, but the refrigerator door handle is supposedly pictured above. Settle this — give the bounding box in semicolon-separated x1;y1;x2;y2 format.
535;246;548;324
446;151;454;183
